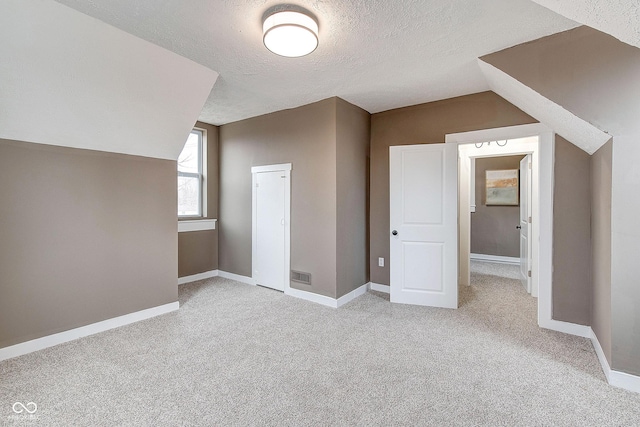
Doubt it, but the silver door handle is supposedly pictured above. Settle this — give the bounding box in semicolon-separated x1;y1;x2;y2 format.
392;230;398;236
516;225;521;229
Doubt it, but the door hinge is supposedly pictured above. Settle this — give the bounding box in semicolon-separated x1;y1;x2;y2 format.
528;216;532;223
528;270;532;278
256;183;259;187
529;162;532;169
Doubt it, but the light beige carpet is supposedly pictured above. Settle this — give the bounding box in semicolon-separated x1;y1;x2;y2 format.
1;262;639;426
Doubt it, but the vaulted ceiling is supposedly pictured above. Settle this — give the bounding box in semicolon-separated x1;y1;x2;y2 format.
54;0;579;125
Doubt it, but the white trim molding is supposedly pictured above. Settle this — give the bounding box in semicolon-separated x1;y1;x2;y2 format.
336;283;369;308
540;319;591;338
178;270;219;285
285;287;339;308
591;329;640;394
0;301;179;362
218;270;256;286
251;163;292;173
470;253;520;265
179;269;257;286
178;219;217;233
284;282;369;308
369;282;391;294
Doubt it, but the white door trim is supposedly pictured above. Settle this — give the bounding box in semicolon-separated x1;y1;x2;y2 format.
251;163;292;293
446;123;559;333
457;137;539;295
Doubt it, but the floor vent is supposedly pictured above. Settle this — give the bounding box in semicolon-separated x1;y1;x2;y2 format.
291;270;311;285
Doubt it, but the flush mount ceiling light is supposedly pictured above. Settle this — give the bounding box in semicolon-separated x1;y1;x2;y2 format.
263;10;318;57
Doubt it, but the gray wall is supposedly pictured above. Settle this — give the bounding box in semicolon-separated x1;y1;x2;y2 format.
0;138;178;349
336;98;371;298
591;140;612;364
471;155;524;258
178;121;219;278
369;91;537;286
219;98;338;297
482;26;640;375
178;230;218;278
552;136;591;326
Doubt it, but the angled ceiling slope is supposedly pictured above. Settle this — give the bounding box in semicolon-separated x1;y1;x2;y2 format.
531;0;640;49
477;24;640;155
478;60;610;155
0;0;218;160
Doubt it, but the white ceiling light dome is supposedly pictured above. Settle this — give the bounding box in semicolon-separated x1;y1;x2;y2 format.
263;10;319;57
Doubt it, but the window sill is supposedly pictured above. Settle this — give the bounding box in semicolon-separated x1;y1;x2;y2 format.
178;219;217;233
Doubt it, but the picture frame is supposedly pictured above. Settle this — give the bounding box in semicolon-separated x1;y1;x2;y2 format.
485;169;519;206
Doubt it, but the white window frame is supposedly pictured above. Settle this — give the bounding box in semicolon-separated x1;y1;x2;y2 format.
178;128;206;218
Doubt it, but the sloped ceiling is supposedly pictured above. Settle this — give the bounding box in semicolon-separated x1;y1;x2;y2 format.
478;60;611;155
53;0;578;125
0;0;218;160
531;0;640;49
479;25;640;156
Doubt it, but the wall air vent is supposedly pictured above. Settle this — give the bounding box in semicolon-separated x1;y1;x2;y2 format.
291;270;311;285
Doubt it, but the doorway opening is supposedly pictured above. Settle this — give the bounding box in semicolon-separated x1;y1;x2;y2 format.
469;154;533;290
462;147;537;331
446;123;564;332
461;142;536;297
464;150;536;323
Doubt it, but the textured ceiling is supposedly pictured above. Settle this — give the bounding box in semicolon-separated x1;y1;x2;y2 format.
54;0;578;125
531;0;640;49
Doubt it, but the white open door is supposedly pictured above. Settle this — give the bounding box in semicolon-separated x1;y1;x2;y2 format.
390;144;458;308
519;155;532;293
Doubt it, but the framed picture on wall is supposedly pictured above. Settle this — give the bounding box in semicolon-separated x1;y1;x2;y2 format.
485;169;519;206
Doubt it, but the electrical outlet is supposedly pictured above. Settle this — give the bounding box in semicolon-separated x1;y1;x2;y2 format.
378;257;384;267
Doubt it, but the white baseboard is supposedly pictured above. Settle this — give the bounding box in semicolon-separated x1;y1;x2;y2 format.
470;253;520;265
215;270;342;307
0;301;179;362
336;283;369;308
369;282;390;294
284;282;369;309
539;318;592;338
591;329;640;394
179;270;255;287
218;270;256;286
592;329;612;382
178;270;219;285
285;286;339;308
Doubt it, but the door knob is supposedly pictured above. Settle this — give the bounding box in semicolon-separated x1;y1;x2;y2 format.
392;230;398;236
516;225;522;229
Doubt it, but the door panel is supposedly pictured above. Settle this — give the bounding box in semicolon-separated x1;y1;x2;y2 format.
519;155;532;293
402;242;443;292
390;143;458;308
402;151;443;224
255;171;286;291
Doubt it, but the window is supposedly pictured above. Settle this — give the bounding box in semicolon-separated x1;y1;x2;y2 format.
178;129;204;217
